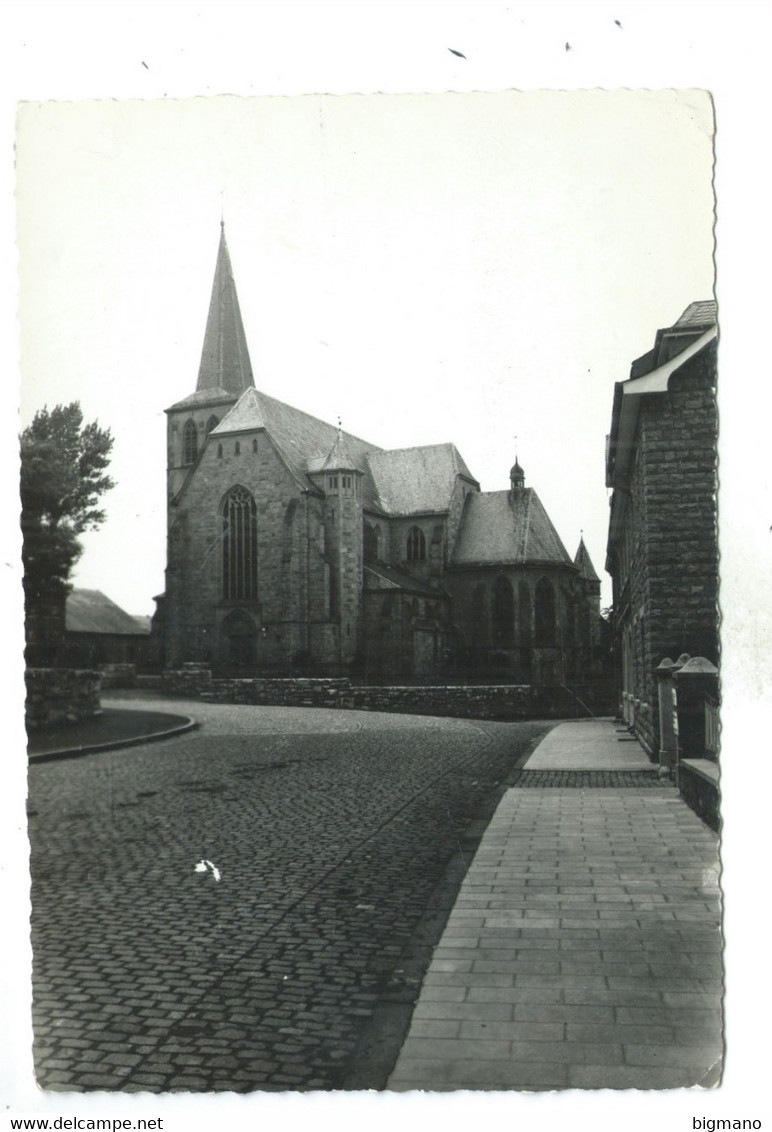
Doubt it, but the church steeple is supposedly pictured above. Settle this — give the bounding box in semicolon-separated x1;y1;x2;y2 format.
196;223;255;397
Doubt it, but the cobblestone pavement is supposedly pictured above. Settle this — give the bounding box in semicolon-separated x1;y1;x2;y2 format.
28;699;548;1093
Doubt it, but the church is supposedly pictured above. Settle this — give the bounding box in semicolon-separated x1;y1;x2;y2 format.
159;225;601;682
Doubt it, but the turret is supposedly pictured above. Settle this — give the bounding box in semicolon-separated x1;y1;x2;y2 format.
320;426;364;667
509;457;525;493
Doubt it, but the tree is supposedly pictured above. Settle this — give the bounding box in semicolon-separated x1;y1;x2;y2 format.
20;402;114;660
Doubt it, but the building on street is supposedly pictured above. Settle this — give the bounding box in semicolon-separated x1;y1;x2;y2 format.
158;225;602;681
605;301;718;755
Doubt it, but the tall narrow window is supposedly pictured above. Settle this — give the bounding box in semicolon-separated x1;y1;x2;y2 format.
183;419;198;464
206;415;219;436
364;523;381;563
406;526;426;562
518;581;532;644
493;576;514;646
535;577;556;645
471;584;486;644
222;486;257;600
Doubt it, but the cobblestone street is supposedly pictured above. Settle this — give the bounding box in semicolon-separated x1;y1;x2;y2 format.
28;699;547;1093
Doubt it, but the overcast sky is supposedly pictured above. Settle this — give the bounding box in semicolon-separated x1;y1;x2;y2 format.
17;89;714;615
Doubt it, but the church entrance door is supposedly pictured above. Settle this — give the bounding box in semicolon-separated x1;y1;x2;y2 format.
221;609;257;671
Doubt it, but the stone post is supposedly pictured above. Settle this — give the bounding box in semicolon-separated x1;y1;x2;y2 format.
655;657;678;768
673;656;719;759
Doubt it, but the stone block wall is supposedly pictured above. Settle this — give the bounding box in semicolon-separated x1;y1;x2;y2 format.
626;344;718;754
678;761;720;832
25;668;101;730
159;668;615;720
166;431;334;670
99;664;138;689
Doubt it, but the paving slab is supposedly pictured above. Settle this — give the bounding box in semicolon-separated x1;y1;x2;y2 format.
388;722;722;1092
523;719;655;771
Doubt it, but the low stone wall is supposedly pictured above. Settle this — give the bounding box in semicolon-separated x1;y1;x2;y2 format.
678;759;720;832
160;667;614;720
99;663;138;690
161;667;351;708
353;683;613;720
25;668;102;731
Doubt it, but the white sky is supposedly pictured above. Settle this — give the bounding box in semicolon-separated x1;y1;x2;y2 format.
4;3;772;1129
17;89;714;615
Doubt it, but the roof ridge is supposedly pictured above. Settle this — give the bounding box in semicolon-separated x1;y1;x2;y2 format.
256;388;383;455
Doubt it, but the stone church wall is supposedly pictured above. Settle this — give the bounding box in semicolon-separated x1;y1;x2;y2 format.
167;431;334;668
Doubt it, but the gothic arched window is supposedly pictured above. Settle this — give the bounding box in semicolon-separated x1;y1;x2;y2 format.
222;486;257;601
406;526;426;562
206;415;219;436
183;419;198;464
535;577;557;645
518;581;532;644
493;576;514;646
471;583;486;644
364;523;381;563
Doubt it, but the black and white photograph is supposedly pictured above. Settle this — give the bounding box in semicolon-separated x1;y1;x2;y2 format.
4;5;771;1132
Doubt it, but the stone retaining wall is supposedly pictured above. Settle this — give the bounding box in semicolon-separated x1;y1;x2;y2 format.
160;667;615;720
25;668;102;731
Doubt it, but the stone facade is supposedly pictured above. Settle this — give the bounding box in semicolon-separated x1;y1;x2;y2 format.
605;302;718;755
160;226;604;682
25;667;101;730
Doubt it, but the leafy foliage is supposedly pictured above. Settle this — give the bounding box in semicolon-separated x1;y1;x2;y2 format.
20;402;115;599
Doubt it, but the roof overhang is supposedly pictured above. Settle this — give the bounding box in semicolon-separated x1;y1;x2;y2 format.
606;325;717;490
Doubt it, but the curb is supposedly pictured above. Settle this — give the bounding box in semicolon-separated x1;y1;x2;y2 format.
28;717;199;764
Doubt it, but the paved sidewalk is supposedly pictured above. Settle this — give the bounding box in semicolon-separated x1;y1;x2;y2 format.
525;719;654;771
388;720;722;1091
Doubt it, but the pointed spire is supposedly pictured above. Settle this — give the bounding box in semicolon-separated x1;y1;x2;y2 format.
321;422;358;472
196;224;255;397
574;536;600;582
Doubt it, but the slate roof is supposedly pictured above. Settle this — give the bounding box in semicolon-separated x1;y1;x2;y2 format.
210;387;267;434
630;300;718;379
204;385;383;506
166;386;238;412
196;224;255;398
674;300;717;329
66;589;151;636
171;226;481;519
366;445;478;516
450;489;573;568
363;563;439;595
205;388;480;519
574;538;600;582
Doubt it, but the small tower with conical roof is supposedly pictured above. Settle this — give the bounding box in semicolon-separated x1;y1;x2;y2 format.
318;424;364;666
574;535;601;649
